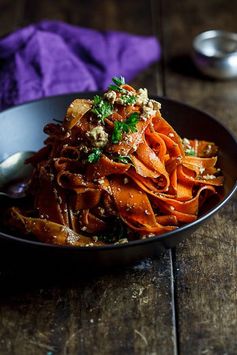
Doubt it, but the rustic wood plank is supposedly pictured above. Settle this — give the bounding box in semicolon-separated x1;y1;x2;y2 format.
0;255;176;355
159;0;237;353
22;0;154;35
0;1;176;354
0;0;26;37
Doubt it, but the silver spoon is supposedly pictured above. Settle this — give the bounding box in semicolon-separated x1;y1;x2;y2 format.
0;151;35;199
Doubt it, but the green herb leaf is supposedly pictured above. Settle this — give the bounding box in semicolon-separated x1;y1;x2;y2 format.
112;76;125;86
116;155;132;164
91;95;113;122
185;148;195;156
119;94;136;106
108;84;121;92
125;112;139;132
108;76;126;93
87;148;102;163
112;121;124;143
111;112;139;144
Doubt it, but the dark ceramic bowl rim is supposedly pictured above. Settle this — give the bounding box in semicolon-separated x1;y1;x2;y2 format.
0;92;237;251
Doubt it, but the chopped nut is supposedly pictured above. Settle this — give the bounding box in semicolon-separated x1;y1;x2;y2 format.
147;99;161;110
114;238;128;245
104;90;117;104
86;126;108;148
141;105;156;120
203;174;216;180
136;88;149;105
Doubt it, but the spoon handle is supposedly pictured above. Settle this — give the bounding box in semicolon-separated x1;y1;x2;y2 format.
0;192;9;198
0;191;26;200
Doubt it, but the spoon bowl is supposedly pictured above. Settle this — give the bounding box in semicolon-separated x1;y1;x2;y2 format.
0;151;34;199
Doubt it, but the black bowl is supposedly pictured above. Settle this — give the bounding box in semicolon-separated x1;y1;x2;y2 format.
0;93;236;269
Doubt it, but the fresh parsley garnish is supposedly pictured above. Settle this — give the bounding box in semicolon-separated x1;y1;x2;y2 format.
185;148;195;156
116;155;132;164
124;112;140;131
119;94;136;106
112;121;124;143
87;148;102;163
108;76;126;93
112;112;139;144
112;76;125;86
107;76;137;106
91;95;113;122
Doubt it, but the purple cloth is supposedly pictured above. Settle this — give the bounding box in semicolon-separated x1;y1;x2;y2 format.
0;20;160;110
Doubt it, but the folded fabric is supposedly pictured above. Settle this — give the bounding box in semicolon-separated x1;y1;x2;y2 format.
0;20;160;110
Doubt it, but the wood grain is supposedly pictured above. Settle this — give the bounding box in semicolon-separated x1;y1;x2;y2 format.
22;0;154;34
0;1;176;355
0;0;25;36
159;0;237;353
0;255;176;355
0;0;236;354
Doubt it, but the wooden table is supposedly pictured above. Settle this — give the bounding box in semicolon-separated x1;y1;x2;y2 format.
0;1;236;354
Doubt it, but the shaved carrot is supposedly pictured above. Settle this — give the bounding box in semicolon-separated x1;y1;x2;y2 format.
5;78;223;246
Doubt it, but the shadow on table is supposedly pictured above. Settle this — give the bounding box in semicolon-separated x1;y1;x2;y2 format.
168;54;213;81
0;253;165;299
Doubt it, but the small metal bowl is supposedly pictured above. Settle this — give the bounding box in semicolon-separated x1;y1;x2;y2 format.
193;30;237;79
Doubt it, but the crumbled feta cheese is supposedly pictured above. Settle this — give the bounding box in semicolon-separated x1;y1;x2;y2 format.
124;177;129;184
106;186;112;194
104;90;117;104
114;238;128;245
85;243;94;247
140;99;161;120
168;132;175;137
97;178;105;185
86;126;108;148
199;167;205;174
203;174;216;180
141;105;156;120
147;99;161;110
136;88;149;105
126;135;133;143
79;145;89;153
98;207;105;215
183;138;190;146
65;227;81;245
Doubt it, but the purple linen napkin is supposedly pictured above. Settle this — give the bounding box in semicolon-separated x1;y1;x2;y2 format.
0;20;160;110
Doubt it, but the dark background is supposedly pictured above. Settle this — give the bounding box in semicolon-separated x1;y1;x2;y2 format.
0;1;236;355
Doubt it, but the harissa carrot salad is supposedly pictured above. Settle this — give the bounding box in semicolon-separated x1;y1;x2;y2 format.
5;77;223;246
